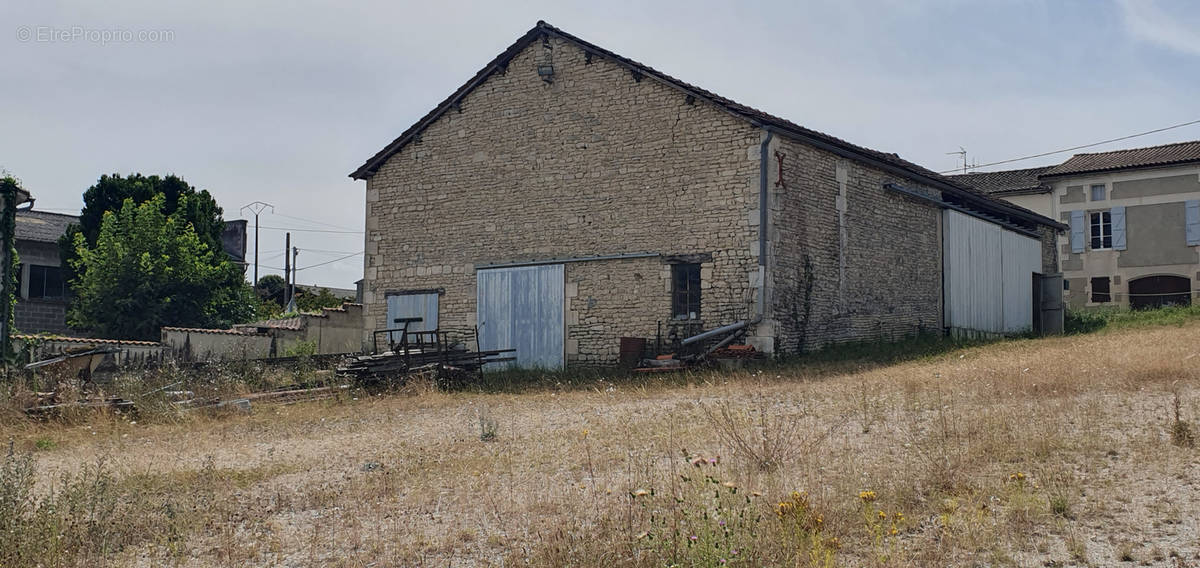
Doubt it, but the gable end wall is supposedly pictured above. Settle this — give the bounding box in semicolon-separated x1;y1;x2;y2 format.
362;37;762;362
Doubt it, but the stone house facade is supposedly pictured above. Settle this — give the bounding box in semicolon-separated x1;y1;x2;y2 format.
352;22;1063;366
952;142;1200;310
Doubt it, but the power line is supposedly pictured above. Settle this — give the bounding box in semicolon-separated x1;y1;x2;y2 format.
270;211;359;231
300;247;364;255
255;225;363;234
294;251;364;271
941;118;1200;174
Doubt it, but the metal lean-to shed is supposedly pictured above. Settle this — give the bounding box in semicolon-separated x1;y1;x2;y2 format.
943;209;1044;336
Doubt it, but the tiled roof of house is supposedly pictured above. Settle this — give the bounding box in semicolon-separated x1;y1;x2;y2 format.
350;21;1061;231
948;166;1054;196
15;210;77;243
1041;140;1200;177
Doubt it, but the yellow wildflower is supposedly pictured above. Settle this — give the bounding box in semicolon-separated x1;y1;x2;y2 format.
859;490;877;502
777;501;795;517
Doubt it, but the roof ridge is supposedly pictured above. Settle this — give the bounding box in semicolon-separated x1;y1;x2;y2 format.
1071;138;1200;157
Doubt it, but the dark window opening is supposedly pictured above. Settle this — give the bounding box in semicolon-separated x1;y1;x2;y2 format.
671;263;701;319
1090;276;1111;304
28;265;66;300
1090;211;1112;250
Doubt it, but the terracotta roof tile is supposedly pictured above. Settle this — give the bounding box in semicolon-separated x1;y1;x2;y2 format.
160;326;259;336
1042;140;1200;177
13;333;160;346
948;166;1053;196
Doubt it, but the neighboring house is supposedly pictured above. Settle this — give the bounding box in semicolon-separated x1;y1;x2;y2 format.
12;209;254;335
351;21;1064;367
951;166;1054;218
14;210;77;335
952;141;1200;310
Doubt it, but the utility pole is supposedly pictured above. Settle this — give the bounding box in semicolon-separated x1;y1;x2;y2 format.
239;201;273;287
283;232;291;308
290;246;299;311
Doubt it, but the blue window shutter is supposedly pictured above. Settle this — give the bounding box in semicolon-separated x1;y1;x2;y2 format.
1069;210;1085;253
1186;200;1200;246
1111;206;1126;251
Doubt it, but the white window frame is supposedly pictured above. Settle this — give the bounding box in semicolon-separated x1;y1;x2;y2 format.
1090;211;1112;250
1090;184;1106;201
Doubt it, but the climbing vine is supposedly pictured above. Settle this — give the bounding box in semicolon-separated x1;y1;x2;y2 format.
784;254;815;353
0;174;24;366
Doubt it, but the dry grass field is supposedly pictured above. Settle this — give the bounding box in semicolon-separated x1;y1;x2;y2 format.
3;317;1200;567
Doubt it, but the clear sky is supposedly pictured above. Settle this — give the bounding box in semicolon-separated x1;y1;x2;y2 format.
3;0;1199;287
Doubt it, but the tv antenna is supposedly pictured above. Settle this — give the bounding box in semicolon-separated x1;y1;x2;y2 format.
945;147;978;174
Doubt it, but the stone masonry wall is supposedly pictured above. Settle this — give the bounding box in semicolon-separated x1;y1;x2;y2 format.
1038;224;1059;275
565;257;669;364
362;37;762;364
768;137;943;353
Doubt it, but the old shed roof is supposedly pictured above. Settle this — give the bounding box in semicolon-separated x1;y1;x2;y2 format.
1041;140;1200;178
15;210;78;243
350;21;1061;232
948;166;1054;196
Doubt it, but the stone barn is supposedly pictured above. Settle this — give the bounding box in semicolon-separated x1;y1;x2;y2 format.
351;21;1064;367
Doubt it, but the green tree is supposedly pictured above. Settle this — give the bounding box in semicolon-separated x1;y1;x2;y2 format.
255;274;287;301
296;287;345;313
254;275;287;319
59;173;225;283
68;195;255;339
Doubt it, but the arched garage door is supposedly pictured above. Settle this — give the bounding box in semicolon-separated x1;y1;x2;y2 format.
1128;275;1192;310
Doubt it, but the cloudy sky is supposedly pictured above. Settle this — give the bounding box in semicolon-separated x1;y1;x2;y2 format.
3;0;1199;287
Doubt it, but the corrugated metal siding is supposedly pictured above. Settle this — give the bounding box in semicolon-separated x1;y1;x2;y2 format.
944;210;1041;335
477;264;565;369
386;293;439;342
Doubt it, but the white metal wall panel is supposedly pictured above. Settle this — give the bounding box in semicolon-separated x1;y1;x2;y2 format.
385;293;439;343
1000;230;1041;332
943;210;1041;335
477;264;565;369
